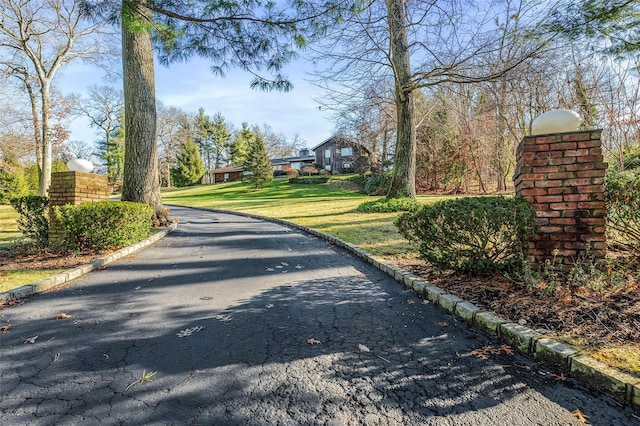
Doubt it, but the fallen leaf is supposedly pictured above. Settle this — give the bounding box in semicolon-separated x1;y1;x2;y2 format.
358;344;371;352
307;338;321;345
265;268;274;272
435;322;449;327
281;262;289;266
265;304;275;309
295;265;304;269
200;295;213;301
407;299;415;304
0;324;11;333
498;344;514;355
134;286;142;290
177;326;205;337
551;372;567;381
23;335;38;344
571;409;590;425
55;313;72;319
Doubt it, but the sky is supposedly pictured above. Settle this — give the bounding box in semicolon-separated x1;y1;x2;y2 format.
56;56;337;151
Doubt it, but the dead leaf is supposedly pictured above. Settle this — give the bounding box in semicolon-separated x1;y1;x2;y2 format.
407;299;415;304
307;338;321;345
435;322;449;327
551;372;567;381
358;344;371;352
498;344;514;355
265;304;275;309
56;313;72;319
214;314;233;323
571;409;590;425
200;296;213;300
23;335;38;344
177;326;205;337
0;324;11;333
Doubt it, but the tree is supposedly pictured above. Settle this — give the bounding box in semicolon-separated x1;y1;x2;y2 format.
81;0;356;225
0;0;110;196
230;123;253;166
156;102;190;187
171;139;204;187
313;0;548;198
243;133;272;189
194;109;230;173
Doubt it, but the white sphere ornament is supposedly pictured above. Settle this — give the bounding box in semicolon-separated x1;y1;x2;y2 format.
532;109;582;135
67;158;94;173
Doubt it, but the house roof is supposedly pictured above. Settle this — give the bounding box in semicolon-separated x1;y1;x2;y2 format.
311;135;371;155
211;166;244;173
271;155;315;165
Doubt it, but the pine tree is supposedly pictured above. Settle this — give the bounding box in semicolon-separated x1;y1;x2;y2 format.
243;133;272;189
171;140;205;187
230;123;252;166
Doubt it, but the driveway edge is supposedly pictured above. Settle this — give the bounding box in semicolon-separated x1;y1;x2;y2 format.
0;221;178;303
169;205;639;412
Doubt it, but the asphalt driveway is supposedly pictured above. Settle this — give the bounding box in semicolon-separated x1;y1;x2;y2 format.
0;206;638;425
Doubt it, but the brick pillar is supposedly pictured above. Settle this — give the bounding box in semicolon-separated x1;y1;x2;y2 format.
513;130;608;271
49;172;110;242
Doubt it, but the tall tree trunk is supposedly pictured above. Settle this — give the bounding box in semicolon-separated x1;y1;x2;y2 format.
39;81;52;196
121;1;170;226
24;76;43;189
386;0;416;199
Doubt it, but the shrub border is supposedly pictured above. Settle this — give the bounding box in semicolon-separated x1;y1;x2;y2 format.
2;205;638;412
0;221;177;303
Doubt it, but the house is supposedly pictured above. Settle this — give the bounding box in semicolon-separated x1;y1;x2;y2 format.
209;165;244;183
311;136;373;174
271;149;316;174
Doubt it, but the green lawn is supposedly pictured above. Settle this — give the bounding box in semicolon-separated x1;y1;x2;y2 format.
162;179;453;257
0;205;21;248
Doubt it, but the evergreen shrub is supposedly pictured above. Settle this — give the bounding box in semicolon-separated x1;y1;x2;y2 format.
55;201;152;250
9;195;49;246
364;172;392;195
357;197;421;213
289;176;330;184
395;196;537;274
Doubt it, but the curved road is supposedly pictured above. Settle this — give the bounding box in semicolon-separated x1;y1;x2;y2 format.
1;206;638;425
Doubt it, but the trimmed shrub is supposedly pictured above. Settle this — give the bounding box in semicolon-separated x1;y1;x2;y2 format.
289;176;330;184
357;197;421;213
606;168;640;253
395;196;537;274
9;195;49;246
364;172;392;196
55;201;153;250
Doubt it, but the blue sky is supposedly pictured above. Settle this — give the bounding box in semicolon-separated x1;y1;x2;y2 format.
57;56;336;150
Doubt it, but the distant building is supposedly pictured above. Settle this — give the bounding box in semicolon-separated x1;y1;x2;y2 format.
311;136;373;174
209;166;244;183
271;149;316;173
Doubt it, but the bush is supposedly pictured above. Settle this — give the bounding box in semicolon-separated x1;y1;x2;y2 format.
364;172;392;196
357;197;421;213
9;195;49;246
286;169;299;178
395;196;537;274
289;176;330;184
606;168;640;253
55;201;153;250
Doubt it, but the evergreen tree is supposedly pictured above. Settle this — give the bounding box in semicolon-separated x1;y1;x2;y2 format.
96;122;125;188
230;123;252;166
243;134;272;189
171;140;205;187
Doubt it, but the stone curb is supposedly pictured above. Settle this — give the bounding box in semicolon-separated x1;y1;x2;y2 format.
168;205;640;412
0;222;178;303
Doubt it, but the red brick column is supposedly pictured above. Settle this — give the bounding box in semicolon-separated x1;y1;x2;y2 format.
49;172;109;242
514;130;607;271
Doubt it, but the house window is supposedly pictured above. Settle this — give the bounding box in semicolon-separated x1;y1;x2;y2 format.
290;162;301;170
341;147;353;156
324;149;331;159
343;163;352;169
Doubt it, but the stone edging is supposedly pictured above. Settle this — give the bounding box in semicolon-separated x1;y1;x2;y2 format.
171;205;640;412
0;222;178;304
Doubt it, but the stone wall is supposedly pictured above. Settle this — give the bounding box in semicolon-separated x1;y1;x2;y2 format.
513;130;607;270
48;172;109;242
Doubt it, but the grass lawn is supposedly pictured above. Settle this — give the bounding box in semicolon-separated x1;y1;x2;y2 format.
0;205;21;248
162;179;453;257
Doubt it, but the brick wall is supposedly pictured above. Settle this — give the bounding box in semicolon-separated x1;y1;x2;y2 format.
49;172;109;242
513;130;607;270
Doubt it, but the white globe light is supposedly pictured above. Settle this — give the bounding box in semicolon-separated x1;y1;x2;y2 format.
532;109;582;135
67;158;94;173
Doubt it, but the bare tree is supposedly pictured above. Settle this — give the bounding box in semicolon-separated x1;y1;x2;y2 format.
0;0;111;195
312;0;550;197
